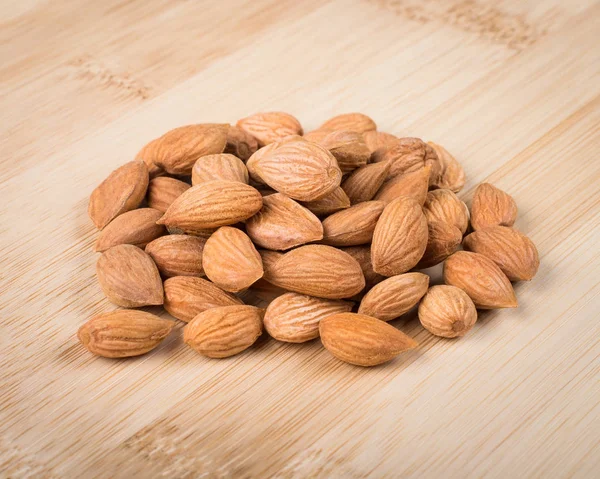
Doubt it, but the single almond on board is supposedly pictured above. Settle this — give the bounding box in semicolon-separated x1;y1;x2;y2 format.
264;293;353;343
318;130;370;173
341;246;385;291
358;272;429;321
147;176;191;213
320;313;417;367
363;130;398;156
78;310;174;358
427;142;465;192
202;227;263;292
145;235;205;278
463;226;540;281
321;201;385;247
319;113;377;134
135;138;165;178
423;189;469;234
88;161;149;230
444;251;517;309
157;180;262;230
236;112;303;147
191;153;249;185
419;285;477;338
416;221;463;269
163;276;243;322
246;193;323;250
266;245;365;299
96;244;163;307
374;165;431;205
342;161;391;205
184;305;264;358
246;139;342;201
371;196;428;276
95;208;165;252
224;125;258;161
470;183;518;231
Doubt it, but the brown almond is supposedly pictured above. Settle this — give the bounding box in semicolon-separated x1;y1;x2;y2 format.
443;251;517;309
224;125;258;161
78;310;175;358
470;183;518;231
303;129;332;143
184;305;264;358
318;130;370;173
427;142;465;192
463;226;540;281
258;249;284;273
319;113;376;134
246;193;323;250
418;285;477;338
191;153;249;185
166;225;217;239
96;244;163;307
423;189;469;234
416;221;463;269
374;137;426;178
236;112;303;147
300;187;351;217
145;235;205;278
341;246;385;291
321;201;385;247
358;272;429;321
248;278;287;303
135;138;164;178
374;165;431;205
342;161;391;204
147;177;191;213
371;196;428;276
320;313;417;366
363;130;398;156
95;208;165;252
88;161;149;230
163;276;243;322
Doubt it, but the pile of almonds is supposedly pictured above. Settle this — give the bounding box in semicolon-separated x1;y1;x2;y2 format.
79;112;540;367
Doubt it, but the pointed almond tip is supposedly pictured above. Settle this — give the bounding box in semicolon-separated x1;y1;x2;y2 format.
156;216;166;225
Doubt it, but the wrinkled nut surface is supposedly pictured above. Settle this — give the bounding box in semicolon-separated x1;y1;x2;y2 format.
237;112;303;147
191;153;249;185
319;113;377;134
342;161;391;205
317;130;370;173
300;187;351;217
225;125;258;161
427;142;465;192
145;235;206;278
423;189;469;235
95;208;165;252
374;165;431;205
321;201;385;247
147;176;191;213
470;183;518;231
419;285;477;338
416;220;463;269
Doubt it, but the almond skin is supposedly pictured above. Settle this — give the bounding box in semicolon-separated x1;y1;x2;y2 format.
358;272;429;321
266;245;365;299
157;180;263;230
264;293;353;343
96;244;164;307
342;161;391;205
463;226;540;281
236;112;303;147
416;221;463;269
371;196;428;276
341;246;385;291
78;310;174;358
248;278;287;303
321;201;385;247
419;285;477;338
258;249;284;276
427;142;465;192
373;137;426;177
443;251;517;309
470;183;518;231
319;313;418;367
300;187;351;217
202;227;263;292
184;305;264;358
88;161;149;230
319;113;376;134
224;125;258;161
423;189;469;235
163;276;242;322
191;153;249;185
374;165;431;205
318;130;370;173
147;177;191;213
246;193;323;250
145;235;205;278
363;130;398;156
135;138;165;178
303;129;332;143
95;208;165;252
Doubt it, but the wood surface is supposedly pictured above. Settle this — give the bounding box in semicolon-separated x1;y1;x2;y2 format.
1;0;599;477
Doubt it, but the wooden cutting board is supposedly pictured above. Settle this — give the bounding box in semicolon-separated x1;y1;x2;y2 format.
1;1;599;477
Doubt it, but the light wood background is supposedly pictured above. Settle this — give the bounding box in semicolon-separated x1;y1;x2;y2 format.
1;0;599;477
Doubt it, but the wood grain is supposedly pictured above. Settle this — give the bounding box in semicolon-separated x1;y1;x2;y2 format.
1;0;599;477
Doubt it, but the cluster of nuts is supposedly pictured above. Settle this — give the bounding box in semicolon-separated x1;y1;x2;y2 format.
79;112;539;367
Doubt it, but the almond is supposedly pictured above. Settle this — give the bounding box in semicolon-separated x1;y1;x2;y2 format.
236;112;303;147
265;245;365;299
248;278;287;303
341;161;391;204
191;153;249;185
163;276;243;322
78;310;175;358
318;130;370;173
358;272;429;321
423;189;469;234
371;196;428;276
135;138;164;178
258;249;284;273
340;246;385;291
463;226;539;281
246;139;342;201
427;142;465;192
147;177;191;213
145;235;205;278
166;225;217;239
374;165;430;205
184;305;264;358
157;180;263;230
363;130;398;156
202;227;263;292
319;313;417;366
300;187;351;217
418;285;477;338
470;183;518;231
303;129;332;143
264;293;353;343
319;113;376;134
321;201;385;246
95;208;165;252
416;221;463;269
88;161;149;230
424;142;442;186
443;251;517;309
246;193;323;250
224;125;258;161
373;137;426;177
96;244;163;307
